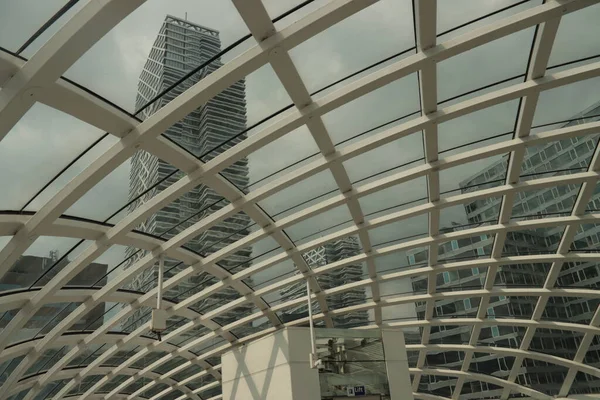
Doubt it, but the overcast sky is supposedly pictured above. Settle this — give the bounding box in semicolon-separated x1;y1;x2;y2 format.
0;0;600;326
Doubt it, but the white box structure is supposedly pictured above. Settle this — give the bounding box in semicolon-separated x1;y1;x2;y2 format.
221;327;321;400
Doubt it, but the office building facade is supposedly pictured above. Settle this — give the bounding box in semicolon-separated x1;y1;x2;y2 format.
124;16;253;330
409;101;600;398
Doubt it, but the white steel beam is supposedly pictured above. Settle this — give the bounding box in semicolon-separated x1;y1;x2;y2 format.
0;1;597;399
453;13;563;399
413;0;438;389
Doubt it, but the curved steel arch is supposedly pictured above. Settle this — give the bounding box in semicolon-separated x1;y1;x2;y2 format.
11;366;202;400
0;0;599;399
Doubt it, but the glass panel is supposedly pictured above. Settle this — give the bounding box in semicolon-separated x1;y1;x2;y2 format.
153;356;187;375
344;131;424;184
358;176;427;218
168;325;210;348
437;28;533;102
376;252;416;275
23;135;118;214
67;375;103;396
548;4;600;67
0;236;85;293
191;64;293;163
34;379;69;400
283;204;353;244
100;343;140;367
171;364;203;382
447;196;502;233
167;272;220;309
161;390;186;400
520;135;598;180
67;343;108;367
231;315;271;339
503;226;565;257
495;263;549;289
65;0;253;112
243;259;297;291
245;125;320;192
24;346;71;377
426;350;465;370
98;375;130;394
188;336;227;357
258;169;338;219
511;183;580;220
558;261;600;290
429;325;473;344
571;223;600;251
437;0;540;38
0;355;24;386
379;280;420;323
539;297;576;323
534;77;600;126
64;156;130;222
439;153;508;196
289;0;415;93
438;100;519;153
322;74;420;145
130;351;168;370
0;0;69;52
75;244;129;289
143;382;169;398
0;103;104;211
438;234;494;263
368;214;428;248
184;373;217;391
122;376;152;395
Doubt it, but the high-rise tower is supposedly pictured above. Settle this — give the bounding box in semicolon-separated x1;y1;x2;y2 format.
124;16;252;331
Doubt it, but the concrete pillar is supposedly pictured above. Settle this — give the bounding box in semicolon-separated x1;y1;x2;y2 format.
382;329;414;400
221;327;321;400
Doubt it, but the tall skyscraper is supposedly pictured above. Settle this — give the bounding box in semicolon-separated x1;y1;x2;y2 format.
124;16;253;332
408;101;600;398
279;236;369;327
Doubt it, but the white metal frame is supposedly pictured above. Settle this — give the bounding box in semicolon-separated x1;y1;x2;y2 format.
0;0;599;399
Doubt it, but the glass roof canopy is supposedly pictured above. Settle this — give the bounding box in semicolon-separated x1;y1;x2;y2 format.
0;0;599;399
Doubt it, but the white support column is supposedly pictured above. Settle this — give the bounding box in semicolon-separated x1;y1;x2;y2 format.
221;327;321;400
382;329;414;400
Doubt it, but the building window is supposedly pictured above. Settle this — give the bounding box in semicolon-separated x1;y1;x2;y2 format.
491;326;500;337
464;299;471;309
443;271;450;283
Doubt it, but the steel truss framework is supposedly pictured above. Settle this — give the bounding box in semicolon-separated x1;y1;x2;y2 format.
0;0;599;399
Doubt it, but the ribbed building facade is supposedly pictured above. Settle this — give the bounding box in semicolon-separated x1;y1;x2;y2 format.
124;16;252;332
409;101;600;398
279;236;368;327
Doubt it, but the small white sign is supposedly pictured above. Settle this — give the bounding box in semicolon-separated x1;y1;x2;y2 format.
346;386;356;396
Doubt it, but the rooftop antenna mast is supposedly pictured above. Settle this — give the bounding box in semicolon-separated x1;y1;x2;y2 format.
185;12;187;21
